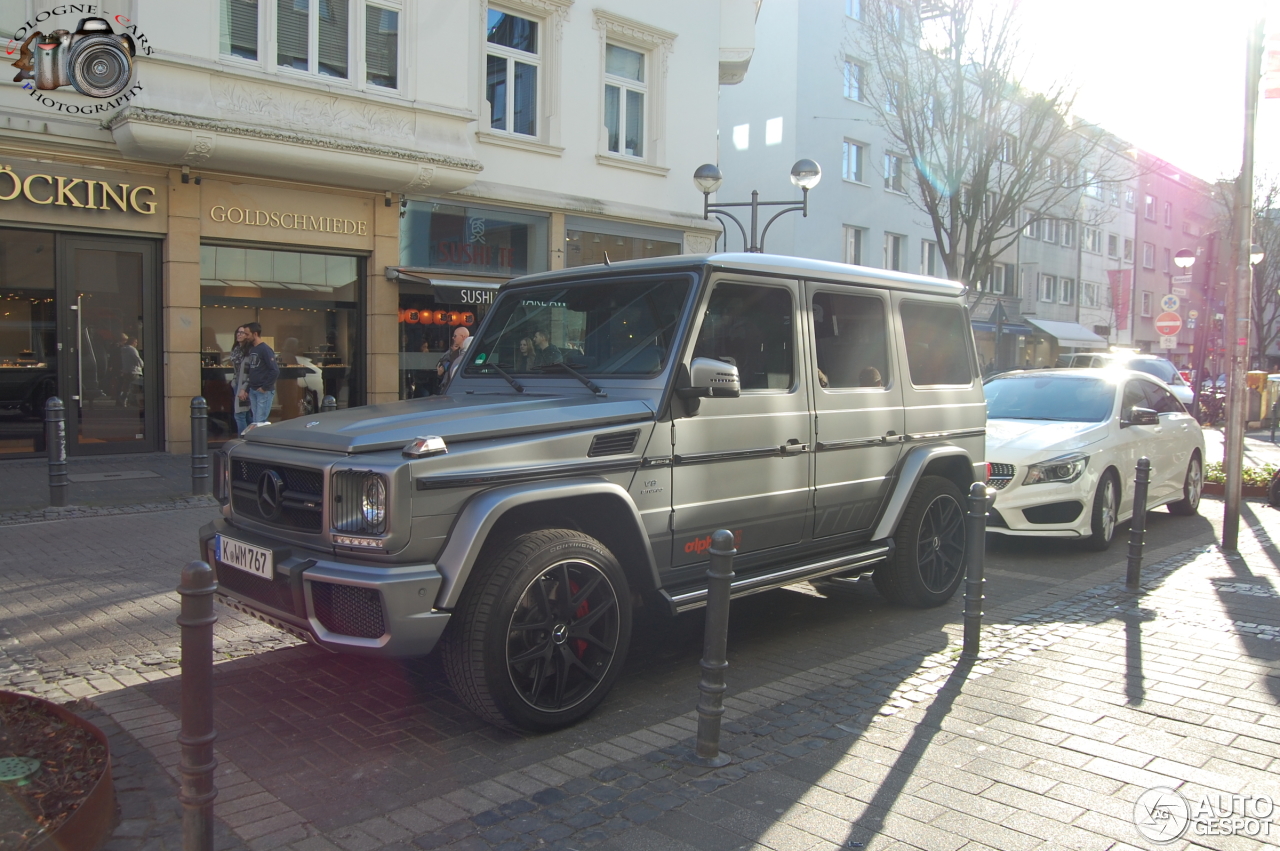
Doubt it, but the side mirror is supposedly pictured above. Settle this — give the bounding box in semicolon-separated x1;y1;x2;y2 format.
677;357;741;399
1122;407;1159;427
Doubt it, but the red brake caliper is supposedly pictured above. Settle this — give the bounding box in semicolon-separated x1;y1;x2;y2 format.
568;579;589;658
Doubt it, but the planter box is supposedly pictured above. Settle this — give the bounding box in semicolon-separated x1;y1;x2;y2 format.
1203;481;1269;498
0;691;115;851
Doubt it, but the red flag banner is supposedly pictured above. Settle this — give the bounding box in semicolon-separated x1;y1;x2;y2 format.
1265;31;1280;98
1107;269;1131;331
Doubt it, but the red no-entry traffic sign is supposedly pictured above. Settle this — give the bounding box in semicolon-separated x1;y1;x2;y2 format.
1154;311;1182;337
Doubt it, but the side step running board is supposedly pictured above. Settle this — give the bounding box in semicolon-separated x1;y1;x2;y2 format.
662;543;891;614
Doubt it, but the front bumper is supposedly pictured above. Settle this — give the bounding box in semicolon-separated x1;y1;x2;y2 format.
199;519;451;657
986;474;1094;539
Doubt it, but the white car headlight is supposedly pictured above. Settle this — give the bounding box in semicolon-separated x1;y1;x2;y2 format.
1023;453;1089;485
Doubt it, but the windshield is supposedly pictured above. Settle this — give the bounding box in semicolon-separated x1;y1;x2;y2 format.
463;275;693;377
985;375;1114;422
1123;358;1183;385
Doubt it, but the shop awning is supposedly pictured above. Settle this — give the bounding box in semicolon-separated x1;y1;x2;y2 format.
385;268;504;306
971;321;1034;335
1023;318;1109;349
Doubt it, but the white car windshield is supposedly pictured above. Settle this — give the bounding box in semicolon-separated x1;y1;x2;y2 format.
986;375;1113;422
1123;358;1183;385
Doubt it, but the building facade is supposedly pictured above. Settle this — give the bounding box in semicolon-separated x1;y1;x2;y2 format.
0;0;756;458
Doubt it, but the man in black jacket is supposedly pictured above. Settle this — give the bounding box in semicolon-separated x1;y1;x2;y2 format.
238;322;279;424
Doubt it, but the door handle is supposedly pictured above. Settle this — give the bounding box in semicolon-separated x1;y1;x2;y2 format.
781;439;809;455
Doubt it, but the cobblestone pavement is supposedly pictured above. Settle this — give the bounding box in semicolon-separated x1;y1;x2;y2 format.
1;497;1277;851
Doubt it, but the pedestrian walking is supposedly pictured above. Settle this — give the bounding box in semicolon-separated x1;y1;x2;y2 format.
239;322;278;425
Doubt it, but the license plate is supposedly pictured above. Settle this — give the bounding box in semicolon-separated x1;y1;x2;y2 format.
215;534;273;580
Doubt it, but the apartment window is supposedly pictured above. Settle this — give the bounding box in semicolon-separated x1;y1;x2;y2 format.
604;43;646;157
1144;194;1157;220
219;0;260;60
1109;187;1120;207
487;9;540;136
1124;189;1135;210
1142;242;1155;268
1163;247;1171;272
1022;211;1039;239
1041;218;1057;244
1040;274;1056;303
846;0;863;20
842;140;865;182
983;191;998;222
988;264;1011;295
843;60;865;101
1044;157;1061;184
844;226;865;265
1163;201;1173;228
1083;171;1102;200
884;233;904;271
220;1;401;89
921;240;939;276
1141;291;1153;317
1059;278;1074;305
884;153;905;193
883;2;905;37
1107;233;1119;259
1123;238;1134;263
884;78;902;114
1082;281;1098;308
997;134;1016;163
1060;221;1074;247
1083;227;1102;254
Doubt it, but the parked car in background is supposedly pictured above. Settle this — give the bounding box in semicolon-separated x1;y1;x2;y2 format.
983;368;1204;551
1061;351;1194;407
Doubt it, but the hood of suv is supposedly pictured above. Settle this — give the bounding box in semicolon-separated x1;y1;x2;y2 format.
986;418;1110;457
243;393;657;454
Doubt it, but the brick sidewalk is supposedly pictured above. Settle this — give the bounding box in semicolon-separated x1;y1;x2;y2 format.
3;499;1278;851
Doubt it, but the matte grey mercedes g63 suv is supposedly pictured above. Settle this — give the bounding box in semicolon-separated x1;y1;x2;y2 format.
200;253;986;731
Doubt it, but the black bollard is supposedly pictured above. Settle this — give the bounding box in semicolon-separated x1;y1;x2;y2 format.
961;482;990;660
191;397;209;496
177;561;218;851
691;530;736;767
321;395;337;413
45;397;68;507
1126;457;1151;592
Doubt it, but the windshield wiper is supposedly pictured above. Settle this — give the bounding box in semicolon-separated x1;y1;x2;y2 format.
537;361;607;397
487;362;525;393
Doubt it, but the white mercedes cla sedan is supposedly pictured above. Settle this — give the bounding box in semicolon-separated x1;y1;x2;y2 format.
983;368;1205;550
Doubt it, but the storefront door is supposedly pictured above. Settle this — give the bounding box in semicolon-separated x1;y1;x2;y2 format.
60;236;158;455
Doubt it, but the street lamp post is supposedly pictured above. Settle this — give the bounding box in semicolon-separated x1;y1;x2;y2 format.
1174;248;1199;412
1224;241;1265;549
694;160;822;253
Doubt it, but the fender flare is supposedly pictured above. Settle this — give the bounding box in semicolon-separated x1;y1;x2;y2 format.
870;444;974;541
433;477;660;609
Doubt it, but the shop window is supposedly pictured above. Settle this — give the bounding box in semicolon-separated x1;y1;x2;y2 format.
565;230;679;268
398;284;494;399
200;245;362;442
400;201;548;277
219;0;401;92
0;229;56;456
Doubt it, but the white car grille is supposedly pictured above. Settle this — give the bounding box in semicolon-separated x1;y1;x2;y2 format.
988;462;1016;490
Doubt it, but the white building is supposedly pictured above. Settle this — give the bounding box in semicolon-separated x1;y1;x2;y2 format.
0;0;755;458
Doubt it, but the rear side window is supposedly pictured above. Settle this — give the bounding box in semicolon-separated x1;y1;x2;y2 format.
812;291;889;389
900;300;972;386
693;283;794;390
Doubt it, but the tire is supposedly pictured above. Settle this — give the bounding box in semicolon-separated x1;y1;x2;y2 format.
873;476;966;607
441;529;632;732
1084;471;1120;551
299;390;318;417
1167;453;1202;516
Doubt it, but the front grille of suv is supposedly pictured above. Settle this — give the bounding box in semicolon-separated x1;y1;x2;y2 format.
230;460;324;531
311;582;386;639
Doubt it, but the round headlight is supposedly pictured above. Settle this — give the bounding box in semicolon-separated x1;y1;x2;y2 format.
362;476;387;528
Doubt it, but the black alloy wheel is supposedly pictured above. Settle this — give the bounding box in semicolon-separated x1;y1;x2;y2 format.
916;490;966;594
875;475;967;607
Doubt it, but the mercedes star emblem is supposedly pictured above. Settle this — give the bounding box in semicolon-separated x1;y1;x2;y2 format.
256;470;285;519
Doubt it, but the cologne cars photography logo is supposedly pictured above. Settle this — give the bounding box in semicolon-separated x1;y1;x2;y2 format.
7;5;151;112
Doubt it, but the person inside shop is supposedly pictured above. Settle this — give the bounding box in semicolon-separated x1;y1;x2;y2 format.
239;322;279;425
117;333;144;407
532;328;563;368
436;326;471;390
413;338;439;397
229;325;252;434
